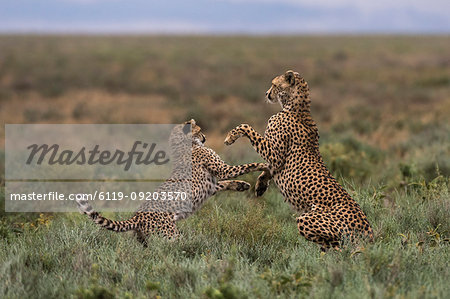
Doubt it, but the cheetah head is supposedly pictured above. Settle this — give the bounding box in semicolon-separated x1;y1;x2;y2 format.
265;70;310;112
184;119;206;145
170;119;206;149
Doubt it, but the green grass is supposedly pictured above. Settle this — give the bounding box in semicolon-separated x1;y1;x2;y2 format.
0;176;448;298
0;35;449;298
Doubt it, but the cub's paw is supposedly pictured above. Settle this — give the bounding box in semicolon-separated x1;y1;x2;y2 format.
233;180;251;191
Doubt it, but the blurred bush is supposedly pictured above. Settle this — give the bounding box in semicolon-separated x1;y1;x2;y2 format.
321;137;384;183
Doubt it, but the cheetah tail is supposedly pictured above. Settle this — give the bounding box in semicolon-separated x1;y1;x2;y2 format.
75;199;139;232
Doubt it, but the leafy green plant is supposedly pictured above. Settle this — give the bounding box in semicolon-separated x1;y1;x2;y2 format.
75;264;116;299
260;268;313;296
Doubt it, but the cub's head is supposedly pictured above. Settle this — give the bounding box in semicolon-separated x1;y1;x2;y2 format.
170;119;206;149
183;119;206;145
265;70;310;112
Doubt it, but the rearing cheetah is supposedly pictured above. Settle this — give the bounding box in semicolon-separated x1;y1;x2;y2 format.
77;119;268;245
224;71;373;250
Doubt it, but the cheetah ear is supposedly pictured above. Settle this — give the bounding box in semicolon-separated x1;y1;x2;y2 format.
182;123;191;135
285;70;296;86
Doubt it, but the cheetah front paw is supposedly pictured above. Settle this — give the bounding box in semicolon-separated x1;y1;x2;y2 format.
224;129;241;145
255;171;271;197
255;177;269;197
235;180;251;191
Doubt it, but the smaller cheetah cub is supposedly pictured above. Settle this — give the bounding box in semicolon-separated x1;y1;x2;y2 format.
77;119;268;245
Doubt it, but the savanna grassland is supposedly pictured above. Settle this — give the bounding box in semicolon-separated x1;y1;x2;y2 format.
0;35;449;298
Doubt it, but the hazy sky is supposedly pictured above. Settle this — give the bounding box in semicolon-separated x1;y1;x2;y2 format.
1;0;449;34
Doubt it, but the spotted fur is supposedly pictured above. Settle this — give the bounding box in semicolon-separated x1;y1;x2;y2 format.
224;71;374;250
77;119;268;245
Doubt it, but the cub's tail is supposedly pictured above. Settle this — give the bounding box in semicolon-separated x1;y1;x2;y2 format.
76;199;139;232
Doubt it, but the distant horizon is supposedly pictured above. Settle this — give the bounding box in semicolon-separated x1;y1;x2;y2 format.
1;0;449;35
0;32;448;36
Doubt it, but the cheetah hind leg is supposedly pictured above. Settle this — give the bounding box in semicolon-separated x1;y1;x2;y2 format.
255;170;271;197
297;211;343;251
135;230;149;247
135;216;180;246
216;180;250;192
